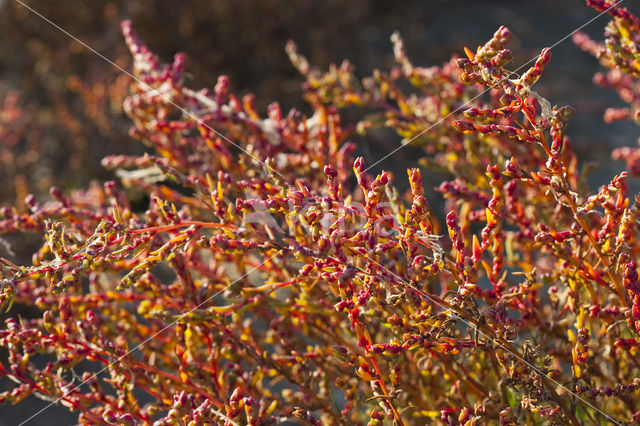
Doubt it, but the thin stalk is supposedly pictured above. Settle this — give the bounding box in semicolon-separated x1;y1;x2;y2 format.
369;354;405;426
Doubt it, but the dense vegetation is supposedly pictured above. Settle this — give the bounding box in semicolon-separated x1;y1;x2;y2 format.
2;1;640;424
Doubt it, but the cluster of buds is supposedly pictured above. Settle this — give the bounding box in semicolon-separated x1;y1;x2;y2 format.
576;378;640;398
623;261;640;332
4;2;640;424
580;0;640;79
574;2;640;179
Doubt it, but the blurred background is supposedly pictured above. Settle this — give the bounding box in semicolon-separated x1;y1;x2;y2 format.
1;0;639;423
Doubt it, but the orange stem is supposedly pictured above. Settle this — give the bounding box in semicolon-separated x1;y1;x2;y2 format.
131;220;238;234
369;354;405;426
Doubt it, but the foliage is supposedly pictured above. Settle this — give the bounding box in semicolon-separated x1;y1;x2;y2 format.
2;1;640;424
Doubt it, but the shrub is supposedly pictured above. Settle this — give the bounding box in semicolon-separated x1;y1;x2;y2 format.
2;1;640;424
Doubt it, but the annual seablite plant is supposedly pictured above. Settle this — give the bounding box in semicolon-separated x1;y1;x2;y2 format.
2;1;640;424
